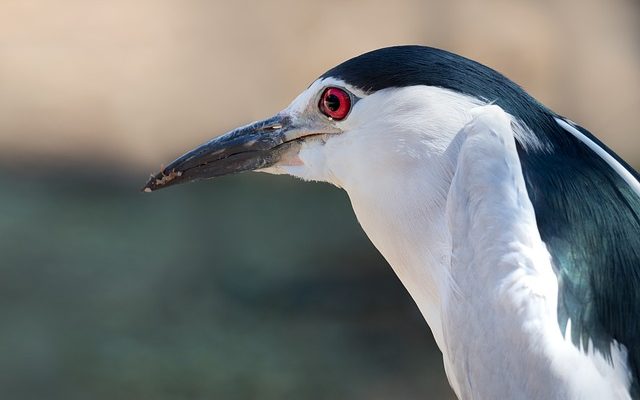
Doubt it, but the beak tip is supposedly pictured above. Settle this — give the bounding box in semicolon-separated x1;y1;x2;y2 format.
141;176;157;192
141;169;183;193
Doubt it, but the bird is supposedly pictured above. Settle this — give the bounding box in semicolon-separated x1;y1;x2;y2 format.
143;46;640;399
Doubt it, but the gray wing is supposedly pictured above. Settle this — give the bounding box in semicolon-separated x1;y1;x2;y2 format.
517;115;640;398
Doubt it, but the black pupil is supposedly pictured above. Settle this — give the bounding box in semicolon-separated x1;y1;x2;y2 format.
325;94;341;111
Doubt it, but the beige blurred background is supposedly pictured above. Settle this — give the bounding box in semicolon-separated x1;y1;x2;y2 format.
1;2;639;400
1;0;638;170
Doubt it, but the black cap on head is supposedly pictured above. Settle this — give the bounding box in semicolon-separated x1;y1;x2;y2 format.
320;46;546;128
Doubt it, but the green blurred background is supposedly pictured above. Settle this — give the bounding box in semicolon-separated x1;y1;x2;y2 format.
1;1;638;399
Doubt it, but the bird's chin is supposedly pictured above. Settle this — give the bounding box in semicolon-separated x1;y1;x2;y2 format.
273;136;337;183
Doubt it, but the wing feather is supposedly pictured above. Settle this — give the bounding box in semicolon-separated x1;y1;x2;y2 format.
517;115;640;398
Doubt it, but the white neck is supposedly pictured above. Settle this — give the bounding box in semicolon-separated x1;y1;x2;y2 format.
320;86;478;350
273;85;478;342
344;155;453;348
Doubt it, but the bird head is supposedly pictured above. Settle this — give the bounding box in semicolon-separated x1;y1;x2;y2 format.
142;46;494;194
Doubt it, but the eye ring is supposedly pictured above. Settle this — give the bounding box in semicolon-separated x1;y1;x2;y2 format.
319;87;352;120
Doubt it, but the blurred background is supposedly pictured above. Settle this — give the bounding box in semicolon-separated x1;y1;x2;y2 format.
1;1;638;399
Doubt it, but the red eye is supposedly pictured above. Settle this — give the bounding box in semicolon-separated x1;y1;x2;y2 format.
319;87;351;120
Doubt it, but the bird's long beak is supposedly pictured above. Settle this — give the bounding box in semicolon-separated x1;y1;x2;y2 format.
143;113;314;192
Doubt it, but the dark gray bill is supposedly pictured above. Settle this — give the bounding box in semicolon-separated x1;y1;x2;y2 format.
142;114;297;192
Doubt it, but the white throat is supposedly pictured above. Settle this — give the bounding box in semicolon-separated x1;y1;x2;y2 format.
329;86;480;339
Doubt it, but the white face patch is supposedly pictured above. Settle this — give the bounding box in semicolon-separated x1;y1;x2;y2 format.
271;83;485;189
